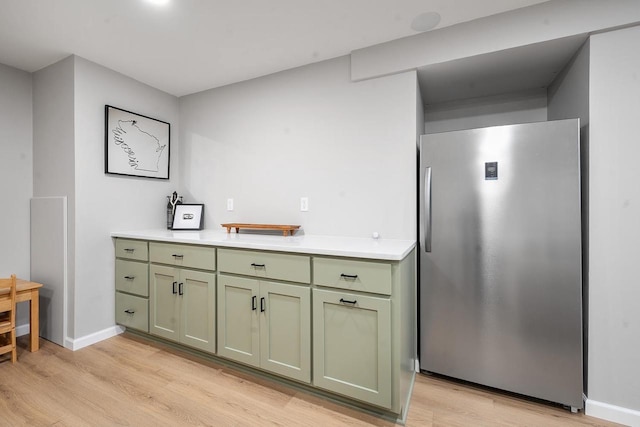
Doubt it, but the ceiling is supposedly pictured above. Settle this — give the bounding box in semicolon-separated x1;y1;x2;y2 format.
0;0;549;97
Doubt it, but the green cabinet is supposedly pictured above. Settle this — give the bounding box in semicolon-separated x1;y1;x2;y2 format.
217;247;312;384
113;235;416;417
217;274;311;383
150;242;216;270
259;280;310;382
115;239;149;333
115;238;148;262
115;292;149;332
216;274;259;365
115;259;149;297
312;288;391;408
150;264;216;353
217;248;310;283
311;252;416;415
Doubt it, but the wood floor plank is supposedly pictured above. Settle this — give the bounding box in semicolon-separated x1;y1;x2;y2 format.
0;335;624;427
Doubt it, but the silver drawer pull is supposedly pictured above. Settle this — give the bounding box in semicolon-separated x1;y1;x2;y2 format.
251;263;266;268
124;276;135;280
172;254;184;259
124;309;135;315
339;298;357;305
124;248;135;253
340;273;358;280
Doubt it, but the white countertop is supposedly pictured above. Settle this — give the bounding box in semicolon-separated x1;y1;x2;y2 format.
111;229;416;261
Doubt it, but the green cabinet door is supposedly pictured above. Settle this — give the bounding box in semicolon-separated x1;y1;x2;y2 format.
150;265;180;341
217;274;260;367
259;281;310;383
312;288;392;409
180;270;216;353
217;275;311;382
151;265;216;353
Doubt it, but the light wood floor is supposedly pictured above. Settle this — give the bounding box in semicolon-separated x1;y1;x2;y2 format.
0;334;621;427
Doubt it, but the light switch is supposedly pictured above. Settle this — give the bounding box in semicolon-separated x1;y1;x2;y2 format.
300;197;309;212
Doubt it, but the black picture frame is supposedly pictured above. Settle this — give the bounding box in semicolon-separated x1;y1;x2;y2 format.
105;105;170;179
171;204;205;230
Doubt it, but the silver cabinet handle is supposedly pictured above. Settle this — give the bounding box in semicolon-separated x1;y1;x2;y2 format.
424;166;432;252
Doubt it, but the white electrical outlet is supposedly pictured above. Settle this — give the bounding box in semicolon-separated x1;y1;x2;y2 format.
300;197;309;212
227;198;234;211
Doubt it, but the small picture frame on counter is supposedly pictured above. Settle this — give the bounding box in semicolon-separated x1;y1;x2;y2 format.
171;204;204;230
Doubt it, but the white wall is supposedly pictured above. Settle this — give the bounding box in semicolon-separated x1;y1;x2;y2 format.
33;56;76;336
424;89;547;133
548;41;590;125
586;25;640;425
73;56;179;341
179;56;418;240
0;63;32;327
547;39;591;397
32;55;180;346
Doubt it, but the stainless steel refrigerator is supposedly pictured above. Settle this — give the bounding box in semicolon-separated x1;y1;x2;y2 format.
419;119;583;410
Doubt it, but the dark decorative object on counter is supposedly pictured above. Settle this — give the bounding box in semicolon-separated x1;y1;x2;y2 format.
166;191;183;229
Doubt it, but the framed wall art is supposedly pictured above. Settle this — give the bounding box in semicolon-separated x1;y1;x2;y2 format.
171;204;205;230
105;105;170;179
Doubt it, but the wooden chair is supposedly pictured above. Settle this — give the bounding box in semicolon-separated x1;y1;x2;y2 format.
0;274;17;363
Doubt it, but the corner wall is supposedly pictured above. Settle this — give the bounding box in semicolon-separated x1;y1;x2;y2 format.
547;38;590;396
586;25;640;426
32;55;180;348
73;56;179;343
33;56;76;338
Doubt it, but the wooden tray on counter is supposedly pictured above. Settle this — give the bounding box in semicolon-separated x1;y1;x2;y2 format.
221;223;301;236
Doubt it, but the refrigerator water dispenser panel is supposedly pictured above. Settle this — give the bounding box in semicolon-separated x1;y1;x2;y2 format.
485;161;498;180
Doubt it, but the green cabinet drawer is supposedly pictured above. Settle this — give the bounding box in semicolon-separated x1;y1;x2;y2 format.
313;257;392;295
115;239;148;261
115;292;149;332
115;259;149;297
218;248;310;284
149;242;216;270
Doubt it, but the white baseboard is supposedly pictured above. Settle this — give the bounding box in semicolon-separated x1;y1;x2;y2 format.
16;323;30;337
17;323;125;351
64;325;125;351
586;398;640;426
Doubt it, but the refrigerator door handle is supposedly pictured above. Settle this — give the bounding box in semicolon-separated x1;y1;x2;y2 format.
424;166;432;252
